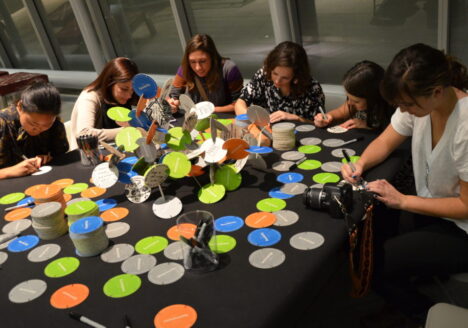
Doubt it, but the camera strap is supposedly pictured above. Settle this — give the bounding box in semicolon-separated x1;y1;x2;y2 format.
347;203;374;298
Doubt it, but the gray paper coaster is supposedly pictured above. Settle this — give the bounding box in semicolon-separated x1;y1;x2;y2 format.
290;232;325;250
273;210;299;227
310;183;324;189
281;151;305;161
164;241;190;261
272;161;294;172
105;222;130;238
147;262;185;285
0;236;16;250
327;126;348;133
300;137;321;146
331;148;356;158
100;243;134;263
321;161;343;173
0;251;7;265
67;197;91;206
2;219;32;234
322;139;345;147
9;279;47;303
295;124;315;132
121;254;157;275
27;244;61;262
280;183;308;195
249;248;285;269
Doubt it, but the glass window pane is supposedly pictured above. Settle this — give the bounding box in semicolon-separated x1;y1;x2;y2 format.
185;0;275;79
99;0;183;74
449;0;468;65
39;0;94;71
0;0;48;68
297;0;438;84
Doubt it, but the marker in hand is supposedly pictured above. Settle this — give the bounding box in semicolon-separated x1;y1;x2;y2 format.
318;106;328;121
342;149;366;187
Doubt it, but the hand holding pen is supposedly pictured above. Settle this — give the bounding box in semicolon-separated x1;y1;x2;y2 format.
341;149;366;187
313;107;332;127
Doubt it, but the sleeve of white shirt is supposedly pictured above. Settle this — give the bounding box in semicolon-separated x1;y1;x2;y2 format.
453;118;468;182
390;108;414;137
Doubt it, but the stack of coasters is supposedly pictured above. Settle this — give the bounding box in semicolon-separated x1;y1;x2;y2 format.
234;114;250;128
69;216;108;257
30;202;67;240
30;184;66;209
272;122;296;151
64;200;99;226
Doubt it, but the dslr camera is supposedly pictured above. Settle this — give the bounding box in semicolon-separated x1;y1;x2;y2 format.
303;181;353;219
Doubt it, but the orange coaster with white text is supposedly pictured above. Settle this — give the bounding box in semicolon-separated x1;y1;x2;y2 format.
100;207;129;222
50;283;89;309
245;211;276;228
81;186;106;198
154;304;197;328
166;223;196;241
4;207;31;221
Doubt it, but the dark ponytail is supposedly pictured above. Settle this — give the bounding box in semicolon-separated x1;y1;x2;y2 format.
447;56;468;91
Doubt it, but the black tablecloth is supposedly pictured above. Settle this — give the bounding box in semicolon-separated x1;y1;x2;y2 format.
0;126;410;328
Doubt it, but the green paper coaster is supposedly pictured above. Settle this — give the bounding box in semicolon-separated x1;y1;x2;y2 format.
341;155;360;164
214;165;242;191
298;145;321;154
0;192;25;205
298;159;322;170
44;257;80;278
165;127;192;151
209;235;236;254
198;184;226;204
256;198;287;212
135;236;168;254
107;106;131;122
195;117;210;131
312;172;341;184
216;119;233;126
103;274;141;298
115;127;142;152
64;183;89;195
65;200;98;216
162;152;191;179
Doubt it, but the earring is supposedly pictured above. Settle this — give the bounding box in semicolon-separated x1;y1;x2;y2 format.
293;79;298;84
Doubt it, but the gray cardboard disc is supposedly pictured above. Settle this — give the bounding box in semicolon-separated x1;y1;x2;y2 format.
327;125;348;133
281;151;305;161
31;202;61;219
272;161;294;172
27;243;61;262
322;138;345;147
280;183;308;195
121;254;157;275
295;124;315;132
147;262;185;285
163;241;190;261
2;219;32;234
125;176;151;204
272;122;295;131
310;183;324;189
0;235;16;250
92;162;119;188
152;196;183;219
290;232;325;250
247;105;270;127
331;148;356;158
105;222;130;239
321;161;344;173
273;210;299;227
100;243;134;263
144;164;169;189
249;248;285;269
300;137;321;146
234;156;248;173
136;138;159;163
0;251;7;265
9;279;47;303
67;197;91;206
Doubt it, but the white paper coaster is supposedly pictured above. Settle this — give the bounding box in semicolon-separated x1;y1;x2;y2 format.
200;138;227;163
9;279;47;303
2;219;32;234
273;210;299;227
163;241;190;261
92;162;119;188
121;254;157;275
152;196;183;219
27;244;61;262
100;243;134;263
327;126;348;133
281;151;305;161
295;124;316;132
290;232;325;250
300;137;322;146
0;251;7;265
321;161;344;173
322;139;345;147
32;165;52;176
105;222;130;239
249;248;285;269
280;183;308;195
147;262;185;285
272;161;294;172
331;148;356;158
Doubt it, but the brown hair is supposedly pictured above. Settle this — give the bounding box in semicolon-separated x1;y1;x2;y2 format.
263;41;312;97
181;34;223;92
86;57;139;105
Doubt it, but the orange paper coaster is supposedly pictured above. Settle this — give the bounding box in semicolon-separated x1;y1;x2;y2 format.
50;283;89;309
51;178;74;189
223;138;249;160
24;184;47;196
4;207;32;221
31;184;62;200
245;212;276;228
154;304;197;328
166;223;196;241
81;186;106;198
63;193;73;202
188;165;205;177
100;207;129;222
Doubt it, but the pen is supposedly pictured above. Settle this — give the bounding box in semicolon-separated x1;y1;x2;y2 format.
124;314;131;328
290;156;307;170
342;149;356;173
4;201;34;212
318;106;328;120
69;311;106;328
340;136;363;146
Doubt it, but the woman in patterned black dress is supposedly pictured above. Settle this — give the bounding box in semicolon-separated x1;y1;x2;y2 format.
235;41;324;123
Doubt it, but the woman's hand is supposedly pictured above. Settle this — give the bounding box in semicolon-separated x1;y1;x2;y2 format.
314;113;333;127
366;179;406;209
167;98;180;113
340;118;367;129
341;161;364;185
270;110;295;123
36;154;52;166
10;158;39;177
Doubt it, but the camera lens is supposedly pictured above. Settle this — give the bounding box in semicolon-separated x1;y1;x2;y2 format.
303;187;326;210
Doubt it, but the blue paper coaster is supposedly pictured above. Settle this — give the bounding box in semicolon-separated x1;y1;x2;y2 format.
70;216;103;234
268;187;295;200
121;156;138;165
248;228;282;247
215;216;244;232
118;170;138;184
132;73;157;98
277;172;304;184
246;146;273;154
96;198;118;212
235;114;249;121
157;127;168;134
17;196;35;207
8;235;40;252
128;110;151;130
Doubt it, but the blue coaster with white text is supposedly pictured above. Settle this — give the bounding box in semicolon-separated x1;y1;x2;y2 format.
248;228;282;247
277;172;304;184
214;216;244;233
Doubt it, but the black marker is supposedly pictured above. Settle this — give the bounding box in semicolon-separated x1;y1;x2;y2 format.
341;149;356;173
69;311;106;328
340;136;363;146
290;157;307;170
123;314;131;328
